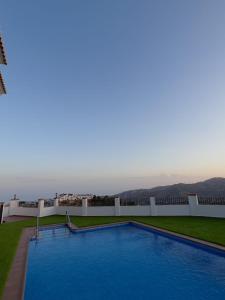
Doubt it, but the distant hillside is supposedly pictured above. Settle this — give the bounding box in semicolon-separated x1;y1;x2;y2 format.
116;177;225;200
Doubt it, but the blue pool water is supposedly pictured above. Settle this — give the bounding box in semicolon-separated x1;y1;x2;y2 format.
24;224;225;300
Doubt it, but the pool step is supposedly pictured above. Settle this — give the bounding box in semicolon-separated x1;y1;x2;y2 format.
37;228;72;240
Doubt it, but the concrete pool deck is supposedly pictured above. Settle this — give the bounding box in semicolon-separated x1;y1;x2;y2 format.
2;227;35;300
3;216;33;223
3;221;225;300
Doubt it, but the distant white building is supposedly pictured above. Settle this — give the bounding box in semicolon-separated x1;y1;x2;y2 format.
57;193;93;201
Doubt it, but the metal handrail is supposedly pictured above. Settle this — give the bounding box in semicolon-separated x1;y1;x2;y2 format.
36;216;39;238
198;196;225;205
66;210;71;226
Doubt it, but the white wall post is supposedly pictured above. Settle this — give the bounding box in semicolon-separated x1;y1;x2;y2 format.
38;199;45;217
150;197;157;216
115;197;120;216
54;198;59;215
188;193;199;216
0;202;4;224
9;198;19;215
82;198;88;216
54;198;59;207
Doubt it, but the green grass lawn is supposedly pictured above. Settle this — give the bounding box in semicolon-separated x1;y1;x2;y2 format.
1;215;225;298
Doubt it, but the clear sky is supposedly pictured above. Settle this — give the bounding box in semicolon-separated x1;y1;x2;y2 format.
1;0;225;200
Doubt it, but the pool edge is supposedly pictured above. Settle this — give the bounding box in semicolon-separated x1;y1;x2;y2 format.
68;221;130;233
131;221;225;256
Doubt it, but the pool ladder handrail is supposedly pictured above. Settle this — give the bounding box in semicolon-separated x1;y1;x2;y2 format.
36;215;39;238
66;210;71;227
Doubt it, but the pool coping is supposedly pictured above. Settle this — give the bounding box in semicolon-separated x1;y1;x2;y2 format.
3;220;225;300
130;221;225;255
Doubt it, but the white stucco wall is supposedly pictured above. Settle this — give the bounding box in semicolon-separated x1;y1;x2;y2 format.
10;207;39;216
87;206;115;216
120;205;151;216
156;205;190;216
194;205;225;218
56;206;82;216
3;205;9;217
40;206;56;217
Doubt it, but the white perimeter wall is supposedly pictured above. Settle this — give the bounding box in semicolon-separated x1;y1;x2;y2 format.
155;205;189;216
40;206;56;217
10;207;39;217
56;206;82;216
120;206;151;216
3;196;225;219
194;205;225;218
87;206;115;216
3;205;9;217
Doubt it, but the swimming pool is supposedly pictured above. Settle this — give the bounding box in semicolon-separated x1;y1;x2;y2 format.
24;223;225;300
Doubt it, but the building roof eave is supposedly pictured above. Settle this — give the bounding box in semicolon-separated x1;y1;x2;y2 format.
0;73;6;95
0;36;7;65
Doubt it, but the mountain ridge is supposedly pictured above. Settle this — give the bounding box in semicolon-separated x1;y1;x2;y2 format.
116;177;225;200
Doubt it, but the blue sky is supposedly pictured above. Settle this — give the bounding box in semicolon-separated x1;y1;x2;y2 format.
1;0;225;199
